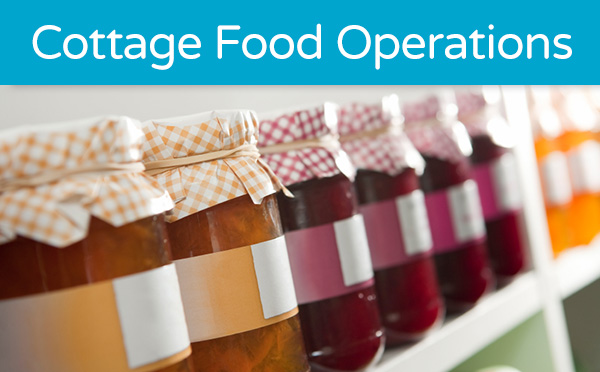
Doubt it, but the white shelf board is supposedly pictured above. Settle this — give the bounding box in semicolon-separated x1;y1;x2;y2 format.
376;272;541;372
555;236;600;299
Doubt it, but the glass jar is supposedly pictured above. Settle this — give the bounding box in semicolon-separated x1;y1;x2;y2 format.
259;104;385;372
0;117;191;372
354;169;444;344
277;175;384;371
142;110;310;372
555;88;600;246
0;217;192;372
457;90;527;286
528;88;574;256
338;99;443;345
404;96;494;312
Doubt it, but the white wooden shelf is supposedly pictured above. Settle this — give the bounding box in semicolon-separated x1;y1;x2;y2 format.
555;236;600;299
376;273;542;372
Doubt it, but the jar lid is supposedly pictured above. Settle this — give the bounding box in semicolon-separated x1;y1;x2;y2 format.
338;95;425;176
404;95;473;163
258;102;355;186
456;88;515;148
142;109;287;221
0;116;174;247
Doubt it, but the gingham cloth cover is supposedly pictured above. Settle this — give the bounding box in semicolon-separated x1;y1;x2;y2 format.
403;96;469;164
142;110;286;222
258;104;355;186
457;90;515;148
456;91;490;137
0;117;174;248
338;99;425;176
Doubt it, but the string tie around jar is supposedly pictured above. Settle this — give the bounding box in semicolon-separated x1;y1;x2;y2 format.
338;124;403;144
143;143;294;197
144;143;260;176
0;162;146;193
258;134;341;155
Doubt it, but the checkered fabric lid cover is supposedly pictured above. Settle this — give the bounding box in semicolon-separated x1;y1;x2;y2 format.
456;91;492;138
338;96;425;176
0;117;174;248
142;110;285;221
403;95;472;164
257;103;355;186
457;90;515;148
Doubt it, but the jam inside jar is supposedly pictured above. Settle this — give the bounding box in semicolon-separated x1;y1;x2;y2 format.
354;168;444;345
419;154;495;312
470;135;527;286
0;216;193;372
166;194;310;372
277;174;385;372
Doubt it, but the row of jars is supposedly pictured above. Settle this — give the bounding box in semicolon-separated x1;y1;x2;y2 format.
529;87;600;257
0;88;527;372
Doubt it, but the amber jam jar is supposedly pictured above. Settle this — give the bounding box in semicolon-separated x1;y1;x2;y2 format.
0;117;191;372
528;88;574;256
554;89;600;247
457;90;527;286
259;104;385;372
338;99;444;345
142;110;309;372
404;96;495;312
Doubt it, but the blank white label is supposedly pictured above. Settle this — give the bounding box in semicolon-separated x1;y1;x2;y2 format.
492;152;523;212
113;264;190;369
396;189;433;255
251;236;298;319
567;140;600;194
448;180;486;243
333;215;374;286
541;151;573;206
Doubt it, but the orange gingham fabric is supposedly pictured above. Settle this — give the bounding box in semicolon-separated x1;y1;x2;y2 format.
0;117;174;248
338;96;425;176
141;110;285;222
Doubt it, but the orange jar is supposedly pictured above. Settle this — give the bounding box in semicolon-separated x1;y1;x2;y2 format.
529;88;574;256
141;110;310;372
555;89;600;246
0;117;192;372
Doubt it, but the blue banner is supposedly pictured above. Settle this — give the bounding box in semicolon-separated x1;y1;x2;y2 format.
0;0;595;84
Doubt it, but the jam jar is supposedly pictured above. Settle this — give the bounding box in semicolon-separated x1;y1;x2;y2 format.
528;87;574;256
141;110;310;372
338;97;444;345
259;103;385;371
0;116;191;372
404;95;495;312
457;89;527;285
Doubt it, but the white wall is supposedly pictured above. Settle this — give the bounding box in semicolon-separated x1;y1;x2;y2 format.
0;85;444;128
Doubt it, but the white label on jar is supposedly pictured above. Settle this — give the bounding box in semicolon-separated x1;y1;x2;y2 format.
333;214;374;287
251;236;298;319
492;152;523;212
448;180;486;243
113;264;190;369
567;140;600;194
540;151;573;206
396;189;433;255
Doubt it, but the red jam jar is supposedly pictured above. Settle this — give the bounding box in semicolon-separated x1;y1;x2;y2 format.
457;89;527;286
338;97;444;345
259;104;385;371
404;95;495;312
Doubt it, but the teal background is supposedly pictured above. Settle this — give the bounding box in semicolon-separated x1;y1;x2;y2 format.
0;0;595;84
